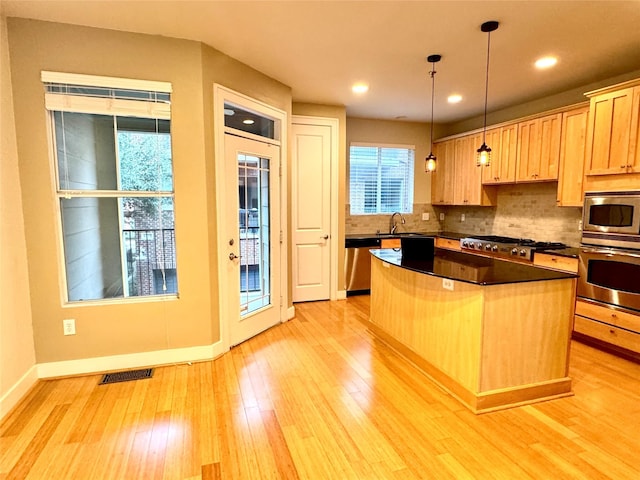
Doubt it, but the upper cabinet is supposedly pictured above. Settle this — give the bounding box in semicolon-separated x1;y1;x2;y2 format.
585;85;637;175
557;106;589;207
584;79;640;192
454;133;484;205
431;140;455;205
516;113;562;182
431;134;495;206
482;125;517;185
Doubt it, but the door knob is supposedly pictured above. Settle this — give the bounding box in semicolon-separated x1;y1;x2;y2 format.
321;234;329;240
229;253;239;260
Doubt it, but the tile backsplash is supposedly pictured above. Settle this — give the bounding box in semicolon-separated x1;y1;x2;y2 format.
346;183;583;246
345;203;441;235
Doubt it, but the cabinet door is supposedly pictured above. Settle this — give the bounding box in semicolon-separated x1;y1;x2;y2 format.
517;114;561;182
498;124;518;183
481;128;502;184
431;140;455;205
557;107;589;207
517;119;539;181
455;133;485;205
537;113;561;180
629;86;640;173
586;87;634;175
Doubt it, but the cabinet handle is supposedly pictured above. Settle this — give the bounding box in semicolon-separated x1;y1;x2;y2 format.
551;258;558;262
609;329;616;335
621;165;627;169
611;313;617;318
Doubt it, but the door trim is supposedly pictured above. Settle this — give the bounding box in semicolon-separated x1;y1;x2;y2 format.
213;84;289;351
292;115;340;300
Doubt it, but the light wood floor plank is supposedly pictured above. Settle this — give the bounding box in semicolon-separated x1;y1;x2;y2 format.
2;296;640;479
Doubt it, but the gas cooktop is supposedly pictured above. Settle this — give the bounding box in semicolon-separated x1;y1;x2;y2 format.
460;235;567;261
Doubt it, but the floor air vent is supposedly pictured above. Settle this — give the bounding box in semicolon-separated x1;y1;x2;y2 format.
99;368;154;385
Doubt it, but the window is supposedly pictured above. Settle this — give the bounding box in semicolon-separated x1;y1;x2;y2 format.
43;72;177;302
349;143;415;214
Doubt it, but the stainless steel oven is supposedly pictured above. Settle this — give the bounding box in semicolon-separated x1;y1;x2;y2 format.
582;191;640;249
577;246;640;313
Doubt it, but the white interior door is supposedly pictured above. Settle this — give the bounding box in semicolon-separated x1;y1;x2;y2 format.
223;134;281;345
292;122;331;302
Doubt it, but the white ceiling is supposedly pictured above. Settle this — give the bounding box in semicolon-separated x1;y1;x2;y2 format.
3;0;640;123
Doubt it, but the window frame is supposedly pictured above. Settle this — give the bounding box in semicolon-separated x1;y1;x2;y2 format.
43;71;179;306
348;142;415;215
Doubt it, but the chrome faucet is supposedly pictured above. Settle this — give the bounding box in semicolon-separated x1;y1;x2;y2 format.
390;212;406;234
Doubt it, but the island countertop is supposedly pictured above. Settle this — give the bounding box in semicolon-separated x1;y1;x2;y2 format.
371;247;577;286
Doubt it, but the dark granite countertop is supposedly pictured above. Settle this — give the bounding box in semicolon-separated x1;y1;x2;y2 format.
371;248;577;286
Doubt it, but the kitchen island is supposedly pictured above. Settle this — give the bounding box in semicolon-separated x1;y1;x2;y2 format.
368;248;578;413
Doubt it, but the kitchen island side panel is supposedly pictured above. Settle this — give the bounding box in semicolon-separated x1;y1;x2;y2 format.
480;278;576;391
370;256;483;393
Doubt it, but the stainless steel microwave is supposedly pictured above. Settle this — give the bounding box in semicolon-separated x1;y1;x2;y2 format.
582;191;640;249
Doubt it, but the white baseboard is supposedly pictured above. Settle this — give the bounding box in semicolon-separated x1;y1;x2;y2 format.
37;340;227;379
336;289;347;300
287;305;296;320
0;364;38;421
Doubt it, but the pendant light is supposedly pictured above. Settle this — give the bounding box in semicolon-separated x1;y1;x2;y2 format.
476;20;499;167
425;54;441;173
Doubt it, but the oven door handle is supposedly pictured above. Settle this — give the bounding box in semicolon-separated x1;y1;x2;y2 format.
581;246;640;259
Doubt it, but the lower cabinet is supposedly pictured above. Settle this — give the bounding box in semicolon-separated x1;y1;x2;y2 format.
574;300;640;359
435;237;461;251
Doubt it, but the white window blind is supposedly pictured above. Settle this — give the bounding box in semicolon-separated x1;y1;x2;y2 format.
349;143;414;214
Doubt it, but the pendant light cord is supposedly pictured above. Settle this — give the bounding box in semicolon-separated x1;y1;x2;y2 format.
482;30;491;145
429;65;436;153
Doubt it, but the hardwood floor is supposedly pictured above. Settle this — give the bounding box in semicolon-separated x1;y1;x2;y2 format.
2;295;640;479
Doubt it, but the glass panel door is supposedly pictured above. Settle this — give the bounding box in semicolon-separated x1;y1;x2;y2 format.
238;154;271;315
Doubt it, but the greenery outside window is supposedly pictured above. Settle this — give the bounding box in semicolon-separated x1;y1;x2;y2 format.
349;143;415;214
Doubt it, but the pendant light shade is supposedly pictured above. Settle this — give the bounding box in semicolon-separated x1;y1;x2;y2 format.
477;20;499;167
425;54;441;173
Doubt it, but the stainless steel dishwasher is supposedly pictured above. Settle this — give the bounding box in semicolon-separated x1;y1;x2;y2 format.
345;237;381;295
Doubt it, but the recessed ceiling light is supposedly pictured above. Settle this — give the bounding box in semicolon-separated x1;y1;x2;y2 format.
242;119;255;125
352;83;369;94
447;94;462;104
535;56;558;69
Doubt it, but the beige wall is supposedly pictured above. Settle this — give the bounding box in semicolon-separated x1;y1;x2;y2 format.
345;117;445;234
0;15;36;411
346;117;445;205
6;18;290;364
200;45;292;311
444;68;640;136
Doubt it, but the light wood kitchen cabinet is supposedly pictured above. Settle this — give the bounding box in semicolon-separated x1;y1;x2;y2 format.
557;106;589;207
482;124;518;185
516;113;562;182
585;83;640;175
435;237;461;251
533;252;578;273
454;134;480;205
431;139;455;205
574;299;640;358
453;133;495;206
431;135;495;206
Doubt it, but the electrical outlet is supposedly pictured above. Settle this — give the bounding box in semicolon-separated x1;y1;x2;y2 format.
439;213;445;221
422;212;430;221
461;214;466;222
63;318;76;336
442;278;454;291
